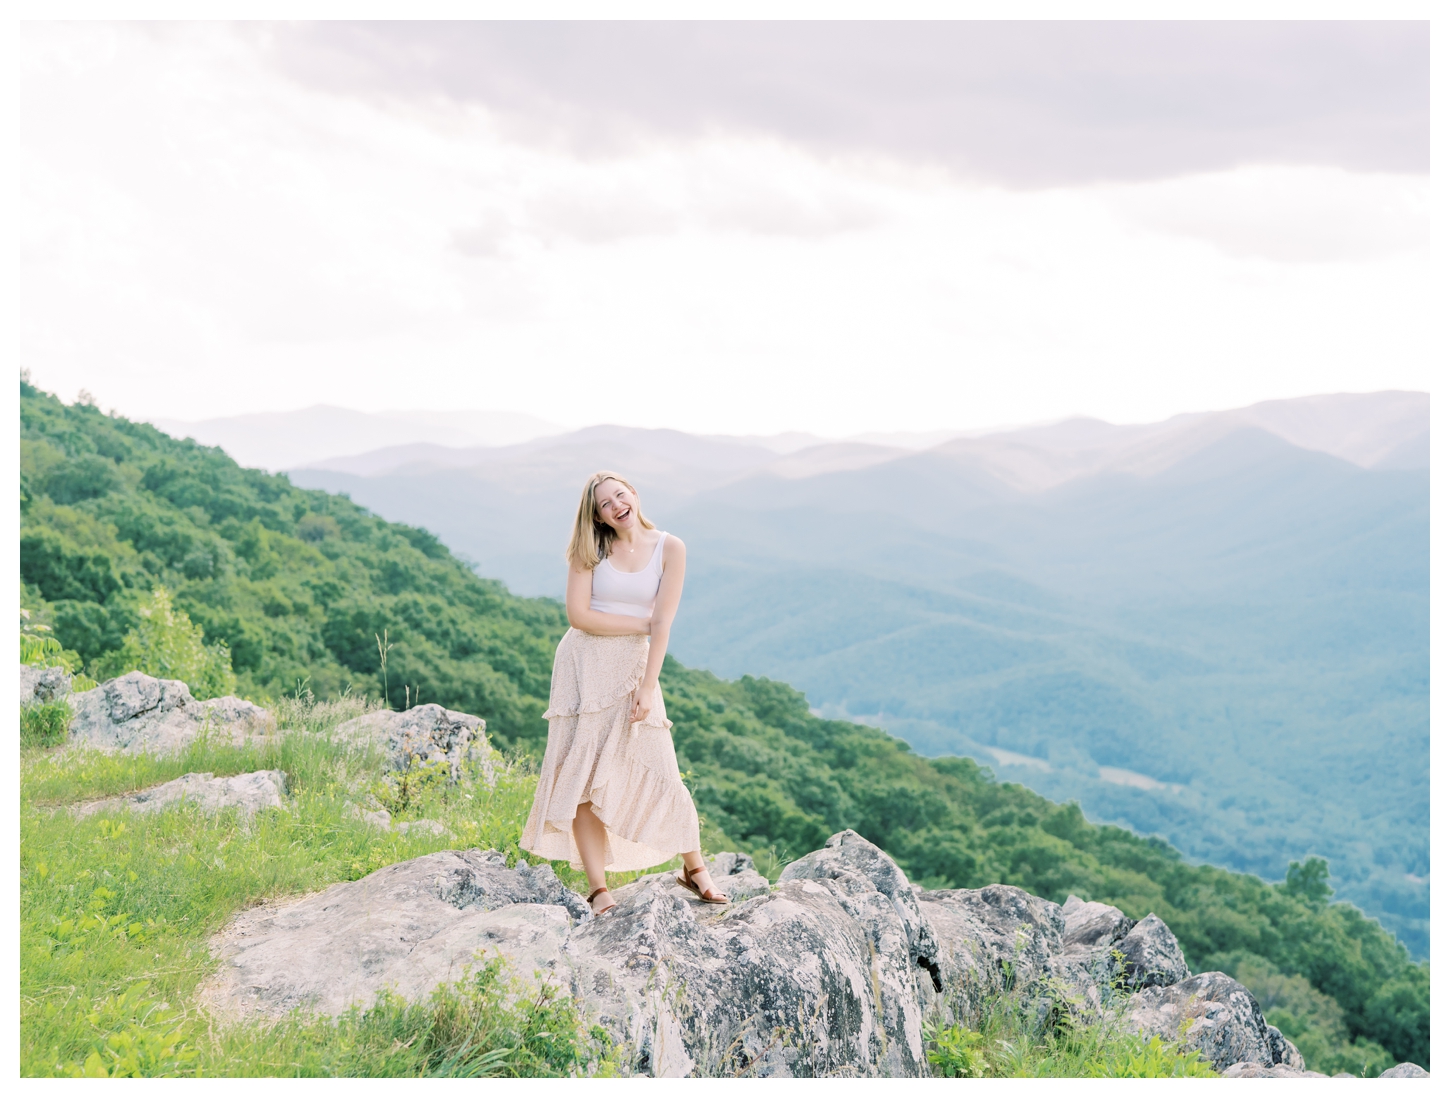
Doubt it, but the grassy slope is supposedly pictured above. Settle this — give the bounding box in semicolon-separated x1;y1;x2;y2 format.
18;384;1426;1073
20;701;619;1076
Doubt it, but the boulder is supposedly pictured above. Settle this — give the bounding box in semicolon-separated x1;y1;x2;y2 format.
566;851;937;1077
20;664;72;705
1061;894;1134;950
1380;1062;1430;1078
779;829;942;991
202;834;942;1077
918;883;1068;1022
68;672;274;754
1265;1023;1306;1071
1126;971;1303;1072
336;704;494;782
202;850;589;1021
75;770;287;819
1117;914;1191;989
345;802;392;830
1221;1062;1326;1078
200;832;1309;1078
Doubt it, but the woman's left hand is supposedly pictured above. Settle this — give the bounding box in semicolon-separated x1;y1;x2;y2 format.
630;685;654;725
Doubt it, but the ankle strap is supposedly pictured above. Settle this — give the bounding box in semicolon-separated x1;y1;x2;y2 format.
588;886;609;902
687;864;710;881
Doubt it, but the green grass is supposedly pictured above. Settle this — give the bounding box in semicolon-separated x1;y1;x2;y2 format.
21;699;72;748
925;967;1217;1079
19;692;719;1077
22;697;572;1076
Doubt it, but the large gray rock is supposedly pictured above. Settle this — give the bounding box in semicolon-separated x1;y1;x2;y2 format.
68;672;274;754
1056;897;1189;992
201;834;946;1077
1061;894;1134;950
1265;1022;1306;1071
76;770;287;818
1118;914;1191;989
780;829;942;991
199;833;1306;1078
336;703;495;781
1380;1062;1430;1078
918;883;1068;1023
1221;1062;1326;1077
20;664;72;705
1126;971;1302;1072
565;852;935;1077
202;850;588;1020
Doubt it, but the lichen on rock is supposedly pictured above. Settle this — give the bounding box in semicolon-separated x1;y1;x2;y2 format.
20;664;72;706
67;671;274;754
198;830;1309;1078
336;703;495;782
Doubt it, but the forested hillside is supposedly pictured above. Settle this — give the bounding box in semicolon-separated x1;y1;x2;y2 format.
21;382;566;748
19;382;1427;1072
293;412;1429;958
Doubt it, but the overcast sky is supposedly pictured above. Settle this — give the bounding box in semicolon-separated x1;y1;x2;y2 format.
18;20;1432;436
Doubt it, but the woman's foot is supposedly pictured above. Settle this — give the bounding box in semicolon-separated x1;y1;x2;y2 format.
588;886;616;915
677;864;728;904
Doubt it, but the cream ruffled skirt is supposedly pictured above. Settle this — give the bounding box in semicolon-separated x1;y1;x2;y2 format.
520;628;701;872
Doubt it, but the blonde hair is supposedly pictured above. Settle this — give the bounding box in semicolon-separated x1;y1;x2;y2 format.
567;471;655;571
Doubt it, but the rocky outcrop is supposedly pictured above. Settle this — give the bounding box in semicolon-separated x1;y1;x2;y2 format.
1380;1062;1430;1078
1221;1062;1326;1078
75;770;287;819
919;883;1069;1021
67;672;274;754
1118;914;1191;989
1056;895;1189;990
336;704;494;781
21;664;73;705
1125;971;1302;1073
1062;894;1134;950
201;830;1304;1077
203;850;589;1020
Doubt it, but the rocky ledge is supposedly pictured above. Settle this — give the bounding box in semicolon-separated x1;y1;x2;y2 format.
67;671;274;754
202;829;1343;1078
21;667;495;776
74;770;287;819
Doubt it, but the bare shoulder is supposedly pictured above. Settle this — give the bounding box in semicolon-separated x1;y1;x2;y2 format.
661;532;686;559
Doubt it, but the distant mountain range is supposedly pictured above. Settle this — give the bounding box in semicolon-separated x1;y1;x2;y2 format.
160;391;1429;956
148;405;571;472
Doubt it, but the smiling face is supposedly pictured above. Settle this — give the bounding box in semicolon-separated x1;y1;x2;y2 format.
593;478;639;534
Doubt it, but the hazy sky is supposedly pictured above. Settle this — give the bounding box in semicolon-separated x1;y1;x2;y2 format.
18;20;1432;436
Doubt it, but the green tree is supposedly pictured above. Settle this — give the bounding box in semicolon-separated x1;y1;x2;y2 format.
1284;857;1333;906
93;587;237;699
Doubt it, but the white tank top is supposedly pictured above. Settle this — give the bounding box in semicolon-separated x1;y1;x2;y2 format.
590;532;668;619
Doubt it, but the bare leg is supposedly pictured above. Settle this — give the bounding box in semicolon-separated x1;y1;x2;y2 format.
573;802;613;911
680;849;726;901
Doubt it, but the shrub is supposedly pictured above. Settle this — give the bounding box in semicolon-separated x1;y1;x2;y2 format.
92;587;236;698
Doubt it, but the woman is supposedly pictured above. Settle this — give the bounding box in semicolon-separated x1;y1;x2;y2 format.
520;471;726;915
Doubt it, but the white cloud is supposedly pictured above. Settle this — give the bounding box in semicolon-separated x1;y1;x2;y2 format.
17;23;1435;437
1105;166;1429;263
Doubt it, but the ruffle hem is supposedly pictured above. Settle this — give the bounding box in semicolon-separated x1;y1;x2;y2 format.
520;628;700;872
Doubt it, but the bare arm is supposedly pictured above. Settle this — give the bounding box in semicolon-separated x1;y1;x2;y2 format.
566;566;651;635
631;535;686;722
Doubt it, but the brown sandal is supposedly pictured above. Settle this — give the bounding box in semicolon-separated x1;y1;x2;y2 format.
676;864;728;905
587;886;616;915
